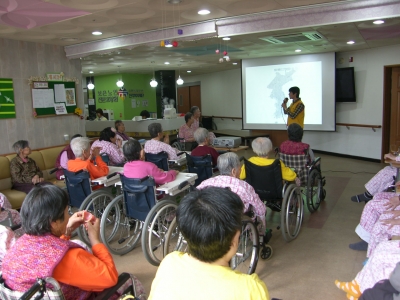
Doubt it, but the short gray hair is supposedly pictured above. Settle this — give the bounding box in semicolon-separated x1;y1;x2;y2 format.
252;137;272;157
70;137;90;158
217;152;241;176
194;128;208;144
148;123;162;138
12;140;29;154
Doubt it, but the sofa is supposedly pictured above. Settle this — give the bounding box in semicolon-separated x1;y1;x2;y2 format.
0;146;66;209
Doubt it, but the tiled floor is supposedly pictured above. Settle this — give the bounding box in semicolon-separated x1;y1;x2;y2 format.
110;150;386;300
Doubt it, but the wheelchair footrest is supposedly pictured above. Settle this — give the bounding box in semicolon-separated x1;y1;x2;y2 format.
263;229;272;245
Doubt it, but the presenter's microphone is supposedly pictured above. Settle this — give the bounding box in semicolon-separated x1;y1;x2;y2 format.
283;97;288;104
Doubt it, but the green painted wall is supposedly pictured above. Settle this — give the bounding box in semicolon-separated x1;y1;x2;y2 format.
94;73;156;120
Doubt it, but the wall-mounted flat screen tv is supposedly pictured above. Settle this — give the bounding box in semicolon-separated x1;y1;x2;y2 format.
336;67;356;102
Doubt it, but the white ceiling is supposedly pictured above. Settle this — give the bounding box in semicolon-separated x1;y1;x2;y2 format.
1;0;400;76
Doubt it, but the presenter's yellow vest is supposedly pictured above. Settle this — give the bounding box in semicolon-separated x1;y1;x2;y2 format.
287;99;305;128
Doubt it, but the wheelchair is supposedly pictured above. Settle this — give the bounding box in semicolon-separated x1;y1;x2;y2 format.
171;130;197;152
186;153;213;186
100;174;178;266
243;158;303;242
0;271;143;300
277;149;326;213
145;151;169;171
63;169;114;245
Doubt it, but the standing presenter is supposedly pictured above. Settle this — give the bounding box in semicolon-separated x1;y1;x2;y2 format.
281;86;305;128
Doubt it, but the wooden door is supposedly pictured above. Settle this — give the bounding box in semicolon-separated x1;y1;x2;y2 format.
390;67;400;149
177;86;190;114
189;85;201;111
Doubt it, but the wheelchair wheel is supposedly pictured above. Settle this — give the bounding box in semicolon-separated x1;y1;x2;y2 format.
281;184;303;242
163;217;188;257
78;190;114;245
230;220;259;275
306;169;323;213
260;245;273;260
141;200;178;266
100;195;142;256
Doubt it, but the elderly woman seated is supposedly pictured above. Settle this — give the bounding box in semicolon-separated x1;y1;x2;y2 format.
1;185;146;299
240;137;298;184
123;139;178;185
179;112;196;143
144;123;179;160
91;127;125;166
10;140;52;194
190;106;216;143
191;128;219;167
114;120;130;141
280;123;314;161
149;187;270;300
68;137;109;179
54;134;82;180
197;152;266;231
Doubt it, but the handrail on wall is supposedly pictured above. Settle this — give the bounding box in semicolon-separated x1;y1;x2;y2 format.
336;123;382;132
202;115;242;121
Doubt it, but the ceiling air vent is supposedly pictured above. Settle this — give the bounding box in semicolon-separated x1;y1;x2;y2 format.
260;32;325;44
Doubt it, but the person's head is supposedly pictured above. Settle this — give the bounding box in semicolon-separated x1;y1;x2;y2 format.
20;185;69;236
96;108;104;118
115;120;125;133
99;127;117;143
176;187;243;263
287;123;304;142
190;106;201;119
148;123;163;139
71;134;83;141
140;110;150;119
123;139;143;161
70;137;91;159
194;128;209;145
252;137;273;157
217;152;241;178
289;86;300;99
13;140;31;157
184;112;194;126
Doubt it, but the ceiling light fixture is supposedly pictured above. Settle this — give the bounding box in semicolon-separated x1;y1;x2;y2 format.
177;64;184;85
232;62;238;65
164;62;170;65
347;40;355;44
295;49;302;52
373;20;385;24
187;70;192;73
87;81;95;90
116;66;124;87
198;9;210;15
89;71;94;74
150;62;158;88
222;37;231;41
92;31;102;36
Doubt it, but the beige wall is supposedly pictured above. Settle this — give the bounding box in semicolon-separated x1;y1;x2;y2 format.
0;38;84;155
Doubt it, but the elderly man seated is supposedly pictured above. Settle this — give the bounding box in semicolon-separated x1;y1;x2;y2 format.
144;123;179;160
240;137;299;185
149;187;270;300
68;137;109;179
197;152;266;232
191;128;219;167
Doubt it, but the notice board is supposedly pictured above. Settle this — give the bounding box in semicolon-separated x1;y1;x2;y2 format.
31;81;77;117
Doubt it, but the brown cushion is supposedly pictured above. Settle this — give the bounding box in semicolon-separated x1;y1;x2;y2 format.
1;189;26;209
0;157;10;180
39;146;64;170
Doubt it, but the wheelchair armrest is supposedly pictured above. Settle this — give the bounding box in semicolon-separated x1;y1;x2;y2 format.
178;180;189;190
309;157;321;168
106;172;119;179
95;273;137;300
74;169;84;175
177;152;186;156
49;167;59;175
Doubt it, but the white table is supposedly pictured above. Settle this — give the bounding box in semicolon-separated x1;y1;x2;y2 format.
91;166;124;187
114;172;198;196
169;151;191;166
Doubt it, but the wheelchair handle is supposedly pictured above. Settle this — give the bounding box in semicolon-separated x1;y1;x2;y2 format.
20;278;46;300
49;167;59;174
177;152;186;156
106;172;119;179
74;169;84;175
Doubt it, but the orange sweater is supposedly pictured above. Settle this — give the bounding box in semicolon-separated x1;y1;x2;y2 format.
67;156;109;180
54;240;118;291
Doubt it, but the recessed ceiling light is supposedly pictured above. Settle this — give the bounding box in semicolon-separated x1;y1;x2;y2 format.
232;62;238;65
347;40;355;44
198;9;210;15
295;49;302;52
373;20;385;25
92;31;102;36
165;44;173;48
222;37;231;41
187;70;192;73
89;71;94;74
164;62;170;65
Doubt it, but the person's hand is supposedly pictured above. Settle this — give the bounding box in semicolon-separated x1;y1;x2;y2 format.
174;170;179;176
383;210;400;218
381;217;400;229
86;218;102;246
281;98;288;109
65;211;85;235
384;153;397;160
383;196;400;210
39;177;44;183
31;175;40;184
163;134;170;144
91;147;101;158
295;177;301;186
116;139;122;148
